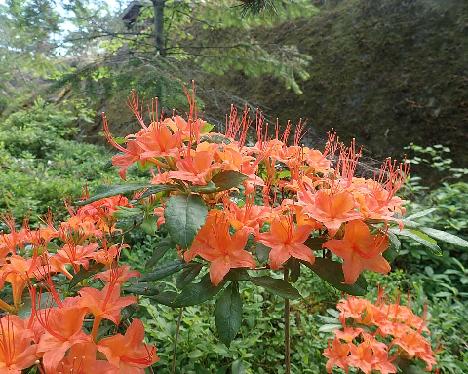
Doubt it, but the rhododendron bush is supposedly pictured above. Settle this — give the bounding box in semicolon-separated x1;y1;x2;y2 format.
1;88;466;373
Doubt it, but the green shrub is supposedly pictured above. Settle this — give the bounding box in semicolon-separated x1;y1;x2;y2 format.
0;98;116;223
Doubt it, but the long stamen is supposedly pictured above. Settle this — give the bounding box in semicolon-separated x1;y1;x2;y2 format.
127;90;147;129
102;113;128;153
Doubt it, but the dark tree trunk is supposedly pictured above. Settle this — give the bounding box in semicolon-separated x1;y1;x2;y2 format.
152;0;166;56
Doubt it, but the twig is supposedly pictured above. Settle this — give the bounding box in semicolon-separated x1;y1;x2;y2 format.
284;267;291;374
171;307;184;374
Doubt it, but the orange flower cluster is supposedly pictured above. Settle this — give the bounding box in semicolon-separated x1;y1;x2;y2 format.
103;90;409;286
0;196;158;373
324;293;436;373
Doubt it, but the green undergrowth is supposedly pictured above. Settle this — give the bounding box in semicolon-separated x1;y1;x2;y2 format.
0;98;118;223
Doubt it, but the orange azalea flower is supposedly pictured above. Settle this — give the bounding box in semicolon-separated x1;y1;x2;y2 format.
77;196;131;223
392;330;436;371
153;206;166;228
355;185;406;222
293;205;323;231
377;301;429;337
215;143;245;171
224;197;270;235
71;196;130;235
59;215;102;241
1;255;43;309
102;114;146;179
94;265;140;284
184;211;255;285
323;220;390;284
303;147;332;174
256;215;315;270
348;335;396;374
0;216;31;255
97;319;159;373
298;189;362;234
55;342;113;374
327;292;436;373
111;139;145;180
371;349;398;374
334;326;363;342
164;115;207;139
135;122;181;160
337;296;384;328
0;315;38;373
51;242;99;278
0;236;9;260
347;341;374;374
36;306;90;373
91;241;128;267
27;213;58;248
323;338;349;373
150;170;172;185
168;143;218;185
78;283;137;326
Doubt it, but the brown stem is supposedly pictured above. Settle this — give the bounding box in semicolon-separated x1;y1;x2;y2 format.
91;316;102;341
171;307;184;374
0;299;15;314
284;268;291;374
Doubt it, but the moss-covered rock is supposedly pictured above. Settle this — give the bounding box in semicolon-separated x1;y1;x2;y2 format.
202;0;467;166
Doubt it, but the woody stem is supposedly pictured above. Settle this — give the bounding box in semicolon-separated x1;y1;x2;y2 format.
91;316;102;341
0;299;15;314
171;307;184;374
150;157;170;170
284;267;291;374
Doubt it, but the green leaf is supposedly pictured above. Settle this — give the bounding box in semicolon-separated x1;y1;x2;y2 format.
190;181;217;194
69;263;104;289
176;263;204;289
141;215;157;235
146;237;174;269
76;183;150;205
138;184;179;199
254;242;270;263
78;183;177;205
419;227;468;248
383;246;398;263
150;291;179;306
172;273;225;307
302;258;368;296
231;359;247;374
400;219;421;229
226;269;251;281
47;241;61;252
251;276;301;299
140;261;185;282
211;170;248;191
288;259;301;283
305;237;327;250
391;228;443;255
318;323;342;333
114;206;143;219
164;194;208;248
215;282;243;346
124;282;163;296
201;122;215;132
407;208;437;220
384;231;401;262
387;231;401;251
277;170;291;179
